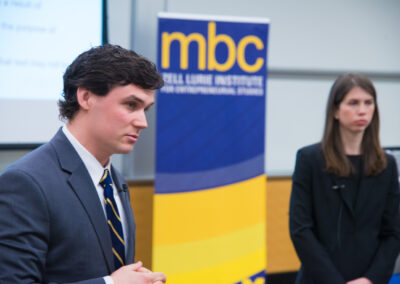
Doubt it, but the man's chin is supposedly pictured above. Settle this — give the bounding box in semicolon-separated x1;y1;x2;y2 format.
116;145;135;155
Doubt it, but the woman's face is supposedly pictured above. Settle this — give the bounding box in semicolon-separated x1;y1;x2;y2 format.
334;86;375;135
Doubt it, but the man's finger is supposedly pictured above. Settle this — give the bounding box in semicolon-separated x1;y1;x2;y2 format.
137;266;152;273
151;272;167;282
125;261;143;271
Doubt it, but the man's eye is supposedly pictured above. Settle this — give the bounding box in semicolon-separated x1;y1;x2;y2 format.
127;102;137;108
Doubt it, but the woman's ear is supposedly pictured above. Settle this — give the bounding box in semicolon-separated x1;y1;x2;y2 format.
333;107;339;120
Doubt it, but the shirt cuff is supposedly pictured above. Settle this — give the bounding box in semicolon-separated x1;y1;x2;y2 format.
104;276;114;284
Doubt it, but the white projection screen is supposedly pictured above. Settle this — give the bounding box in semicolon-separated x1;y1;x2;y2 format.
0;0;105;146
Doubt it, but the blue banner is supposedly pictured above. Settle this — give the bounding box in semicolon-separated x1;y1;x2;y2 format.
154;13;269;284
156;14;269;193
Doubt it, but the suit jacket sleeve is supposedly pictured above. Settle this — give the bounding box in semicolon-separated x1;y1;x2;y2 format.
289;148;346;284
0;169;105;284
364;155;400;284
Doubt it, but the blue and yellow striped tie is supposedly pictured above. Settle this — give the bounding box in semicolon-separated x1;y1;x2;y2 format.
99;169;125;270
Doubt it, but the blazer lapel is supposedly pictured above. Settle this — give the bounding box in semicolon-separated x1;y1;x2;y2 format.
331;176;356;219
68;167;114;272
51;129;114;272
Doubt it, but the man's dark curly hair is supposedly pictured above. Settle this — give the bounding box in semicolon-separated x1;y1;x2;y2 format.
58;44;164;120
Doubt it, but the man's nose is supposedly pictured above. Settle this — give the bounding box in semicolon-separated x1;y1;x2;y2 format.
134;111;148;129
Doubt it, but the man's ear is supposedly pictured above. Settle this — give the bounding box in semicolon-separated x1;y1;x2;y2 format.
76;87;92;110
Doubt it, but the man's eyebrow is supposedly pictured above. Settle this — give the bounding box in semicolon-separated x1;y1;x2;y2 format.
125;95;144;104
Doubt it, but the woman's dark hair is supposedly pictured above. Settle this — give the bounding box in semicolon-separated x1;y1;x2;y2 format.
58;44;164;120
321;73;386;177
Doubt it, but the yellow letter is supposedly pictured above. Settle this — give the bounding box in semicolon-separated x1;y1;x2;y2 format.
237;36;264;73
162;32;206;70
207;22;236;72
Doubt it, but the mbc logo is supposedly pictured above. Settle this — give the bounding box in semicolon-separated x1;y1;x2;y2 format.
161;22;265;73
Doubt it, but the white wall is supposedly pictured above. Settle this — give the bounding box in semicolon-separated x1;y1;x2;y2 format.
1;0;399;177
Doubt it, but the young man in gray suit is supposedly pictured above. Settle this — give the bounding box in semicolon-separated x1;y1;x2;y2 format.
0;45;166;284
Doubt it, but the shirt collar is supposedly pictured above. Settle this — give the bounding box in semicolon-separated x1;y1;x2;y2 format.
62;125;111;186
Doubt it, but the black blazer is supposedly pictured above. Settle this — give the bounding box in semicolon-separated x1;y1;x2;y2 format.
290;143;400;284
0;129;136;283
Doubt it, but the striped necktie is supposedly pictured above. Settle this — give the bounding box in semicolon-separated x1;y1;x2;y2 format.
99;169;125;270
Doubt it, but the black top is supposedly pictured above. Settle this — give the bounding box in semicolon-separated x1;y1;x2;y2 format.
347;155;363;208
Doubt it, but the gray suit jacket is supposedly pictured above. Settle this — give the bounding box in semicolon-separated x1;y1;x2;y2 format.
0;129;136;283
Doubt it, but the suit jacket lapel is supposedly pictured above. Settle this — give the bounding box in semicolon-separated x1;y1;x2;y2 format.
51;129;114;272
331;176;356;219
68;168;114;272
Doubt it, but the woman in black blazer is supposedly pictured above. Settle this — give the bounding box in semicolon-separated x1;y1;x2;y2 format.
289;73;400;284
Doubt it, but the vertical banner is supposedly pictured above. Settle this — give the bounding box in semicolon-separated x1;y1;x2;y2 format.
154;13;269;284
